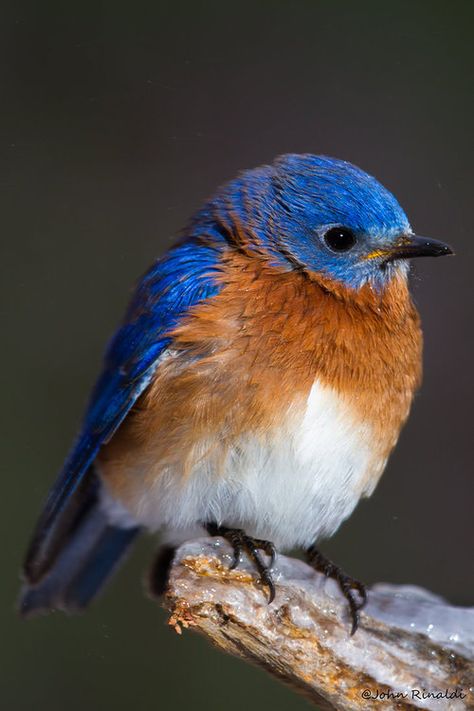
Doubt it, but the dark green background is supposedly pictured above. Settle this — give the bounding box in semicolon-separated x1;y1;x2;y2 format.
1;2;472;709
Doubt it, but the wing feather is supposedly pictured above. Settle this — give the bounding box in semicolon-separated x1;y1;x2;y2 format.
24;239;223;582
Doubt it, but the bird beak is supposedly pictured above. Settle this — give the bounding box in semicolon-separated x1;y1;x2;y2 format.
384;234;454;263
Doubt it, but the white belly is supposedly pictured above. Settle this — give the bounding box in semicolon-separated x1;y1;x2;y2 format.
102;381;383;550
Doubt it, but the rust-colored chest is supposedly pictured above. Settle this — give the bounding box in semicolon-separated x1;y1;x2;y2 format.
100;253;422;496
168;254;422;441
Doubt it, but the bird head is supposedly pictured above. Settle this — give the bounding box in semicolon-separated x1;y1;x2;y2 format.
201;154;452;291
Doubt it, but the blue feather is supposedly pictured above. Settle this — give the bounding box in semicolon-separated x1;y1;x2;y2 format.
190;154;411;289
24;237;224;582
24;153;413;588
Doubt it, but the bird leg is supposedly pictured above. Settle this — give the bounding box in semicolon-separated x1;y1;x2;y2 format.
205;523;276;603
306;545;367;635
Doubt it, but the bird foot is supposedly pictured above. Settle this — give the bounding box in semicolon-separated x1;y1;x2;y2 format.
307;546;367;635
206;523;276;603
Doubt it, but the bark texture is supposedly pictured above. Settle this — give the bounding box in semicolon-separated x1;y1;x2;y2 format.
164;538;474;711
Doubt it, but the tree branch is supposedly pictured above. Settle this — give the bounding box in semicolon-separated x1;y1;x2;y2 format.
163;538;474;711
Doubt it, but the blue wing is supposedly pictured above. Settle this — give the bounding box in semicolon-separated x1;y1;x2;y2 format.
24;238;223;582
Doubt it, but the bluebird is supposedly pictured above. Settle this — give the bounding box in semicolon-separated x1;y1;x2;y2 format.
20;154;452;634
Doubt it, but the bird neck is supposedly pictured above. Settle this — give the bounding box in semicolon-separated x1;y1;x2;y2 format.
215;246;414;324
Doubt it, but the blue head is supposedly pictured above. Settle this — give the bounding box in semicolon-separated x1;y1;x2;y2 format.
194;154;451;291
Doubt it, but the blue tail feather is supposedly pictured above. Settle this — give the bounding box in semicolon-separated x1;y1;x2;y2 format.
20;486;140;616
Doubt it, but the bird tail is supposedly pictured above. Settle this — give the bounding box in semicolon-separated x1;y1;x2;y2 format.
19;474;140;617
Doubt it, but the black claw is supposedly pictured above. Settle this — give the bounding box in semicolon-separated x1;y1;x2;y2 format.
307;546;367;636
261;569;276;603
346;590;362;635
228;531;242;569
205;523;277;603
354;582;368;610
350;610;359;636
262;541;277;568
229;547;240;570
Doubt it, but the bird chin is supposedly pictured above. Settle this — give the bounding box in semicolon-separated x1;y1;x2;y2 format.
379;258;409;281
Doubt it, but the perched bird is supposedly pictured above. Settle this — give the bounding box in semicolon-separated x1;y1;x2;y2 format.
20;154;452;633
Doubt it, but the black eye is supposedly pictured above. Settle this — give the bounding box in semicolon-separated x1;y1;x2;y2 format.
323;227;356;253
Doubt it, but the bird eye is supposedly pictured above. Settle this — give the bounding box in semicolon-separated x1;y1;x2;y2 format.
323;227;356;253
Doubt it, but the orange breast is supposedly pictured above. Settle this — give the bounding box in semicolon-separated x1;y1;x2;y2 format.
99;251;422;504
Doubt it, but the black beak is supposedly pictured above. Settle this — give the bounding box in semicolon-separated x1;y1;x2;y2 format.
385;235;454;263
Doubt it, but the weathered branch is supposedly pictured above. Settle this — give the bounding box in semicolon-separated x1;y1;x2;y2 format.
163;538;474;711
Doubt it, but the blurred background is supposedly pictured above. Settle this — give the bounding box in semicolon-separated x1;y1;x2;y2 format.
1;1;473;709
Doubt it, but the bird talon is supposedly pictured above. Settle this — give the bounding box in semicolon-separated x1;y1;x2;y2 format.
229;556;239;570
353;583;368;610
307;546;367;635
206;523;277;602
228;540;242;570
264;542;277;569
350;610;360;637
262;573;276;604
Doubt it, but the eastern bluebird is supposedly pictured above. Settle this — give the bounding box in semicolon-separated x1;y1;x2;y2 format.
20;154;452;633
